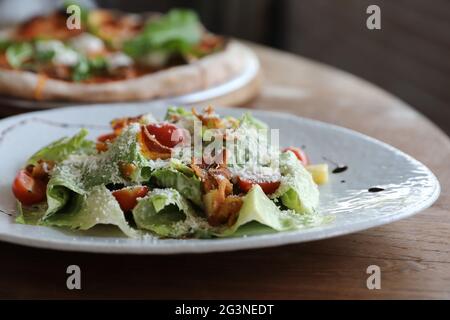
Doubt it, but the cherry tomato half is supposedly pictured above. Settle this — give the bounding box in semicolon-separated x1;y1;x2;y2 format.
112;186;149;213
145;123;184;148
237;177;280;195
12;169;47;206
283;147;309;166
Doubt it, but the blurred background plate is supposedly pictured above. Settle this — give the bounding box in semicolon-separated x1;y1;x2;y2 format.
0;42;260;115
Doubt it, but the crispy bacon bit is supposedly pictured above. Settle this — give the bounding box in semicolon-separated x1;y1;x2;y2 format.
205;191;243;226
119;162;137;179
191;161;205;180
96;132;117;152
222;196;244;227
138;125;172;160
192;106;224;129
96;142;108;153
190;153;231;193
97;132;117;143
192;155;240;226
111;115;143;134
26;160;55;182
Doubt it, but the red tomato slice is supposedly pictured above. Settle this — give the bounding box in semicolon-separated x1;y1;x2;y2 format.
283;147;309;165
238;177;280;195
145;123;184;148
12;169;47;206
112;186;149;213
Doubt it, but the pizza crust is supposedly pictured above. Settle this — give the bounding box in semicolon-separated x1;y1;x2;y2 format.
0;41;255;102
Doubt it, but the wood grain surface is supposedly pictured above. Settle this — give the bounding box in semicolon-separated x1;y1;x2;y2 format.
1;43;449;299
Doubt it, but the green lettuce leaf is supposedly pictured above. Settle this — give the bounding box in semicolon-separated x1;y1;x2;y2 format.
151;166;203;207
164;106;193;120
219;185;326;237
17;185;138;238
45;168;85;218
27;129;94;166
271;151;319;214
44;185;138;238
16;202;47;225
239;112;268;130
133;188;209;238
36;126;147;219
24;129;94;219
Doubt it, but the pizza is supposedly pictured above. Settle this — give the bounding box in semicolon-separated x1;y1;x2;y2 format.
0;7;253;102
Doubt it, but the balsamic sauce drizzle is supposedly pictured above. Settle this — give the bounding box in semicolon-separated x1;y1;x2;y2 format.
0;208;13;217
368;187;385;193
322;156;348;174
332;166;348;174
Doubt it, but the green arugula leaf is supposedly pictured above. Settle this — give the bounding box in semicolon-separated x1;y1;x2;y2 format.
71;56;107;81
124;9;202;58
72;56;90;81
35;50;55;62
0;39;12;52
5;42;33;68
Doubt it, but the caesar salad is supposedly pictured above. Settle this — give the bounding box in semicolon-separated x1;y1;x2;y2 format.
12;106;330;238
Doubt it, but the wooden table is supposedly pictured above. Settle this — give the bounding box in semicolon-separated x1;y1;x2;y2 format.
1;43;449;299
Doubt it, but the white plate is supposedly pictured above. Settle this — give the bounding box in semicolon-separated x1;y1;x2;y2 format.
0;104;440;254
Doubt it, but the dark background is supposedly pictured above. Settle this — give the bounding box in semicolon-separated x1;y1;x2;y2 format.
98;0;450;135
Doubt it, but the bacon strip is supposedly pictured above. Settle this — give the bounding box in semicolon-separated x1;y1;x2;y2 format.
192;106;224;129
191;156;241;226
138;125;172;160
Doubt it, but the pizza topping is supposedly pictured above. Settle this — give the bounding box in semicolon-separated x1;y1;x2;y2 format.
5;42;33;68
123;9;203;59
69;33;105;55
106;52;133;71
1;8;225;83
138;51;170;68
34;40;80;67
53;47;80;67
15;12;82;41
